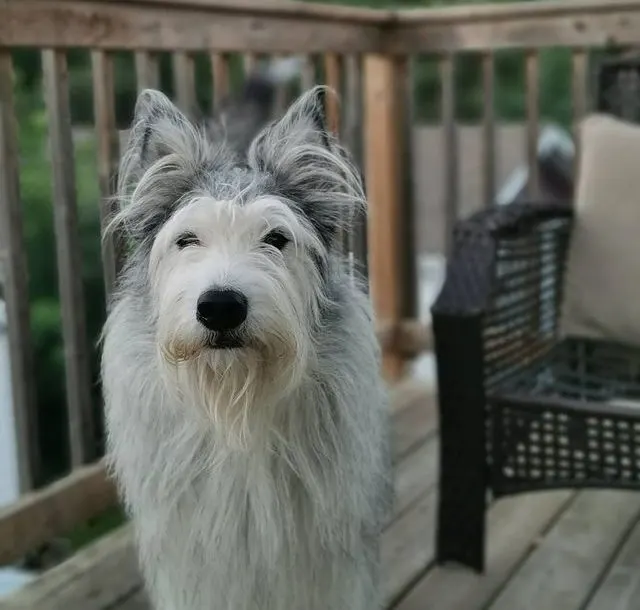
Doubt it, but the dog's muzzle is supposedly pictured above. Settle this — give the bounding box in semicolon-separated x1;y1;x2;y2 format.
196;289;248;342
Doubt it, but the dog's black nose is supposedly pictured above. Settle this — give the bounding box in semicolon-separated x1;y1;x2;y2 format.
196;289;248;331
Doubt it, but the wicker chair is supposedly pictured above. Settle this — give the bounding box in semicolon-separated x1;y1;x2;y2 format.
431;54;640;573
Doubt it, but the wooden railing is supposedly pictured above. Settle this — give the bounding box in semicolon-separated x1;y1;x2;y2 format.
0;0;636;581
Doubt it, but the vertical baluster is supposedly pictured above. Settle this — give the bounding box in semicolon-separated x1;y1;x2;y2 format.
440;53;458;257
324;53;341;136
525;50;543;334
243;53;257;76
572;49;588;174
91;50;120;302
301;55;316;92
343;55;361;158
42;49;95;467
173;51;197;117
0;52;40;490
273;54;289;116
211;52;230;110
134;51;159;93
343;54;367;278
482;51;496;206
526;50;540;198
323;52;346;253
398;56;418;322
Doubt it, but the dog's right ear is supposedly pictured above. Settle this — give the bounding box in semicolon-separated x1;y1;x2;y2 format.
114;90;201;247
122;89;191;178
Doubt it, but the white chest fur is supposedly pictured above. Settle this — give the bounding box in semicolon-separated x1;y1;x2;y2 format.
102;299;389;610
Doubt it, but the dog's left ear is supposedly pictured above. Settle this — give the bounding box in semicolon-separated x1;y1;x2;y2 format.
293;86;332;149
248;86;333;163
249;86;364;248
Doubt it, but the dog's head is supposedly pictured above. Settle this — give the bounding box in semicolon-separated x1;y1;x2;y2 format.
111;87;364;434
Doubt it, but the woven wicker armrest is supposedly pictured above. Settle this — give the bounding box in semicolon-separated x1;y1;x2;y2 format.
432;201;574;391
432;201;573;318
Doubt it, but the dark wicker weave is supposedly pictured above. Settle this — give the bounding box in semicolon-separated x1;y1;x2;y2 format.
432;200;640;572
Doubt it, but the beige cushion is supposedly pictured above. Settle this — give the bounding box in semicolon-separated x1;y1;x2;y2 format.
561;114;640;345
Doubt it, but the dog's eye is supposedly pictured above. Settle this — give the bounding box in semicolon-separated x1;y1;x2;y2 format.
262;230;290;251
175;232;200;249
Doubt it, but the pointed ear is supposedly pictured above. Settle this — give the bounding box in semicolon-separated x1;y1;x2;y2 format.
118;89;195;191
299;85;332;149
252;85;333;163
114;90;202;247
248;86;364;249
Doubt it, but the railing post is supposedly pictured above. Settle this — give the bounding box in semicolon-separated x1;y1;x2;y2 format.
363;54;411;382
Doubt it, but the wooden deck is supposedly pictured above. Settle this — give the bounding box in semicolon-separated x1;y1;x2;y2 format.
2;378;640;610
3;2;640;609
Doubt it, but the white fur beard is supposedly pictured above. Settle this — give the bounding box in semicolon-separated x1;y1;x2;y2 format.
158;336;307;448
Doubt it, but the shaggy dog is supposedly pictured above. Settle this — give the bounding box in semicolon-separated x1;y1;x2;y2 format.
101;64;392;610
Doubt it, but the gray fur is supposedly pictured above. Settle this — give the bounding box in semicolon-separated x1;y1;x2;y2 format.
102;73;391;610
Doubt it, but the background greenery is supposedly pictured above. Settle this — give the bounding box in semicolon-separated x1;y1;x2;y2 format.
7;0;616;485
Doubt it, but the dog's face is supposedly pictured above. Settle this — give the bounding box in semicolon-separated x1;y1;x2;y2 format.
149;189;323;381
113;87;364;432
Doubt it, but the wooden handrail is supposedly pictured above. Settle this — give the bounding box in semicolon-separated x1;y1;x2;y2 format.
82;0;392;23
0;460;117;566
5;0;640;53
392;0;640;23
53;0;640;24
385;0;640;53
0;0;384;53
